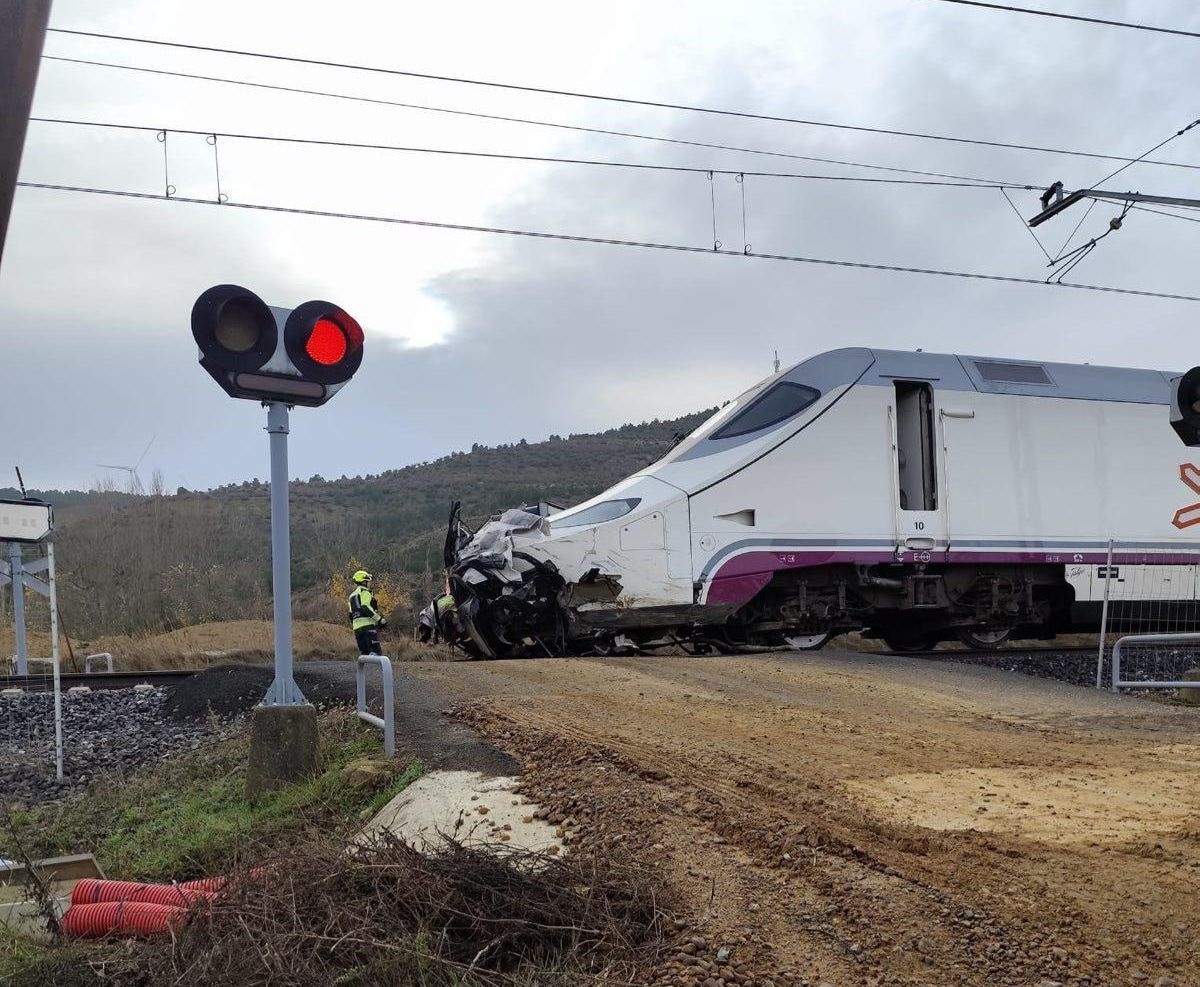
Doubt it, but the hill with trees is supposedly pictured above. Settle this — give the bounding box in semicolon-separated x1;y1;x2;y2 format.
2;409;713;642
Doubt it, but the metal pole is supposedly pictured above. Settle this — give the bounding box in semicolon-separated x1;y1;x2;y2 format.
9;541;27;676
263;401;305;706
47;542;62;780
1096;538;1113;689
0;0;52;270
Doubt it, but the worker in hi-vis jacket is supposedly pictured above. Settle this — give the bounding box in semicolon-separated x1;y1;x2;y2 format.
348;569;387;655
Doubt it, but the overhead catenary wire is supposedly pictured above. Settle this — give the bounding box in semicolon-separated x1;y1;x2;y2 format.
26;115;1038;189
924;0;1200;41
1000;186;1053;262
1032;115;1200;273
1055;197;1098;258
40;44;1200;173
1089;117;1200;191
1129;203;1200;225
40;56;1047;187
16;179;1200;303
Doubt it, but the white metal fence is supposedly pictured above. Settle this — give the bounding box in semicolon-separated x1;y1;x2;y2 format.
1089;541;1200;693
356;654;395;758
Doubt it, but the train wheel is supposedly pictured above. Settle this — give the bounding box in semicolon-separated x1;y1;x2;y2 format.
784;632;832;651
957;627;1012;650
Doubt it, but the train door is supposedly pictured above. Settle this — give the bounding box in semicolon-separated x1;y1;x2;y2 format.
889;381;947;561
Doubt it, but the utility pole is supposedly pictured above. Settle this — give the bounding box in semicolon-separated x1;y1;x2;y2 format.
0;0;52;270
263;401;304;706
7;542;28;675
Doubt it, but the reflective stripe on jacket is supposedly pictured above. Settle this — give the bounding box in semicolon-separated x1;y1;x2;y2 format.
348;586;381;630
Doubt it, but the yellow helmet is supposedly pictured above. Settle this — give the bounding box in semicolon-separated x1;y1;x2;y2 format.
352;570;373;585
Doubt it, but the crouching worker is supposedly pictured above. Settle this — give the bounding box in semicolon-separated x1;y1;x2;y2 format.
348;569;387;655
417;592;459;645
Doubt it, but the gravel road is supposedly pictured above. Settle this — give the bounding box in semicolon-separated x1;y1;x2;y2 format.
379;649;1200;986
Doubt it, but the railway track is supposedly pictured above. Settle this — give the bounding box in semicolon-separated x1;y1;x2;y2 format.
884;644;1100;659
0;669;196;693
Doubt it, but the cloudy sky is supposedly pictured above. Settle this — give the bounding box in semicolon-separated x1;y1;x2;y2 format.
3;0;1200;491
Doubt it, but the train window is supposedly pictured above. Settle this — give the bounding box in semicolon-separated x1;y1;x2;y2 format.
973;360;1052;385
710;381;820;439
894;382;937;511
552;498;642;528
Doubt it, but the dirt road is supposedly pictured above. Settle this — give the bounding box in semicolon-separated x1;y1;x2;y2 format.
389;649;1200;986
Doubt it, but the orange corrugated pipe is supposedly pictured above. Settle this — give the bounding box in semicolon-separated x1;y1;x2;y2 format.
71;878;217;909
63;869;268;938
61;900;186;938
178;875;228;894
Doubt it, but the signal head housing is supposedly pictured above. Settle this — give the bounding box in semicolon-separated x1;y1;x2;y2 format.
1171;366;1200;446
191;285;364;407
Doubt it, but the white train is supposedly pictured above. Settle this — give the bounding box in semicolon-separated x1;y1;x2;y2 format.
427;347;1200;657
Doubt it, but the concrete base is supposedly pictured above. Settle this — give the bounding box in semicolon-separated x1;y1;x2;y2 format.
246;704;319;796
360;770;565;856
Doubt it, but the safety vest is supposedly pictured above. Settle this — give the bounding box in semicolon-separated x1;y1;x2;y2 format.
348;586;380;631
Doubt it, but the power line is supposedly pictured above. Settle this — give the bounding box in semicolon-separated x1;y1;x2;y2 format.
925;1;1200;40
1090;117;1200;190
28;115;1037;189
1000;185;1052;261
16;179;1200;303
1130;203;1200;225
41;56;1034;187
42;38;1200;173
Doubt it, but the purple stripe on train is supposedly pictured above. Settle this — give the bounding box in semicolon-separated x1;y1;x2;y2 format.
703;547;1200;606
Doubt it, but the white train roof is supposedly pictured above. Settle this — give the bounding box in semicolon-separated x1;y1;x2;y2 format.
640;347;1180;491
860;348;1177;404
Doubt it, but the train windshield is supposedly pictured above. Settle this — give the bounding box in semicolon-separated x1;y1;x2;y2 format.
710;381;821;439
551;498;642;528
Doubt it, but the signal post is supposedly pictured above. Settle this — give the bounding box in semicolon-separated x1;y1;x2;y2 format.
190;284;364;792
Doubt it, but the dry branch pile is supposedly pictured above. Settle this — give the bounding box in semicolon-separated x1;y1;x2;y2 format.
111;835;675;986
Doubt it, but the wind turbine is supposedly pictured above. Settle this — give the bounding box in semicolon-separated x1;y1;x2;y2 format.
95;435;156;494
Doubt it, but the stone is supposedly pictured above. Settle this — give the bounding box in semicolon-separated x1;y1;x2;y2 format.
1;684;223;805
67;686;92;696
245;703;319;795
133;683;155;694
340;758;396;788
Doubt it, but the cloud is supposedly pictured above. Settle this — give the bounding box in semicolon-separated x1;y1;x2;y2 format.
3;0;1199;490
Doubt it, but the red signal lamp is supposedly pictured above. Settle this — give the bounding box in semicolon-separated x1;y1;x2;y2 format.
306;318;347;365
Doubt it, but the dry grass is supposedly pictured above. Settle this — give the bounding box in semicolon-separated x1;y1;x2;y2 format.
86;620;357;670
2;620;453;673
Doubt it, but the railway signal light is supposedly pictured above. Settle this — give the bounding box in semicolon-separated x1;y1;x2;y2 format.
191;284;364;407
188;283;370;787
1170;367;1200;446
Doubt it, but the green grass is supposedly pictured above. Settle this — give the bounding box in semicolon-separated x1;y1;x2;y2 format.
1;709;420;984
0;929;98;987
3;708;420;883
